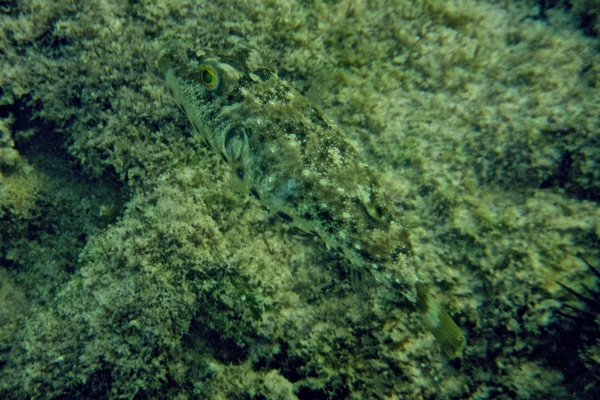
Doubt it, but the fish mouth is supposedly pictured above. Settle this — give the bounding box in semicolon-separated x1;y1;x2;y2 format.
156;43;178;76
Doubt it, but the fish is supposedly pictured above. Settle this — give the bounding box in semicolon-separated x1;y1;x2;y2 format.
157;41;466;358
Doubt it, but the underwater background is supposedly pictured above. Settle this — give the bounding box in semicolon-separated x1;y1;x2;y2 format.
0;0;599;398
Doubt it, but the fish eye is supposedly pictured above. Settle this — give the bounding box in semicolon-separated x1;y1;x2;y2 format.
199;65;218;87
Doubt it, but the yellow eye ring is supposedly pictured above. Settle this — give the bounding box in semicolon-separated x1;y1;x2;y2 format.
199;65;218;87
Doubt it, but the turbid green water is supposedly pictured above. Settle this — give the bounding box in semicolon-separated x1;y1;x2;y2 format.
0;1;598;398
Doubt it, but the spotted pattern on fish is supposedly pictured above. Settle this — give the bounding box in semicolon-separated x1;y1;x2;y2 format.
157;42;465;357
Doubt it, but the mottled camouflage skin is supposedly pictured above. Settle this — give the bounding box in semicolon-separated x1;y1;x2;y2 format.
157;42;464;357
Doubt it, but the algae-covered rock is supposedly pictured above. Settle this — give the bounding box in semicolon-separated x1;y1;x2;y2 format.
0;0;598;399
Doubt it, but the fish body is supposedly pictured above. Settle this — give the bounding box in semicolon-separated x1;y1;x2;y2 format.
157;42;465;357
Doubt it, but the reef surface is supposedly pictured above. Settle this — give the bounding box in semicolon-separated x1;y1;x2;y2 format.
0;0;599;398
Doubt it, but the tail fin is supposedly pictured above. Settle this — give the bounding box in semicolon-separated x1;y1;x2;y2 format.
415;282;465;358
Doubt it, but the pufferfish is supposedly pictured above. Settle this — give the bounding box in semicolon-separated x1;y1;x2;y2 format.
157;41;466;358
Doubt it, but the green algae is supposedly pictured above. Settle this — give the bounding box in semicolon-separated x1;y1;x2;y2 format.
0;0;599;398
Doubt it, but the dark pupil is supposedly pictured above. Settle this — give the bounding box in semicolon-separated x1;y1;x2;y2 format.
202;69;214;84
